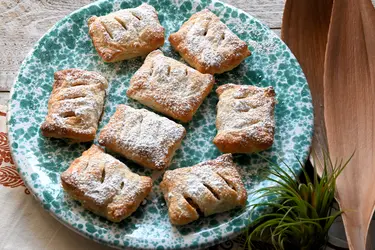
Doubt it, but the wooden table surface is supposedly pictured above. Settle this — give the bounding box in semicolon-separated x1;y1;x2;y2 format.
0;0;283;98
3;1;375;249
0;1;283;249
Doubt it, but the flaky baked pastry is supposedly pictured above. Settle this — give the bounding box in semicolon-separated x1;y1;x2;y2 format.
127;50;215;122
213;84;276;153
88;3;165;62
98;105;186;170
169;9;250;74
61;145;153;222
160;154;247;225
40;69;107;142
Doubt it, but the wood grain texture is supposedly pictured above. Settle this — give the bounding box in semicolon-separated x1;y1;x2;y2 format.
0;0;284;91
324;0;375;249
281;0;333;171
0;0;374;90
0;0;92;91
0;92;10;106
221;0;284;28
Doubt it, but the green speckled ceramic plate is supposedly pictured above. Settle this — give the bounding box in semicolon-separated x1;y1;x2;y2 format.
7;0;313;249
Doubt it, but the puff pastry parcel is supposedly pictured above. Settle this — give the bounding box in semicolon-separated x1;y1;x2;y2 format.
99;105;186;170
61;145;153;222
160;154;247;225
40;69;107;142
88;3;165;62
169;9;250;74
127;50;215;122
213;84;276;153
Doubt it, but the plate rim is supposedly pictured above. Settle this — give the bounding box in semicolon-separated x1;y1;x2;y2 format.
6;0;314;249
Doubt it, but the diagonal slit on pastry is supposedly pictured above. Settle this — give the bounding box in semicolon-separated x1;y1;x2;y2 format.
213;84;276;153
88;3;165;62
169;9;251;74
127;49;215;122
98;105;186;170
61;145;153;222
40;69;108;142
160;154;247;225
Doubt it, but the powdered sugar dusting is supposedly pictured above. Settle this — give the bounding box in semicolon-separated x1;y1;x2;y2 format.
216;84;276;142
127;50;214;121
90;3;164;61
171;9;249;68
61;145;152;221
8;0;314;246
161;154;247;223
41;69;107;138
99;105;186;170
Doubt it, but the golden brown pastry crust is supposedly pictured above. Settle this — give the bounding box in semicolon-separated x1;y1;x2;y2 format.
169;9;250;74
126;50;215;122
88;3;165;62
61;145;153;222
40;69;107;142
160;154;247;225
213;84;276;153
98;105;186;170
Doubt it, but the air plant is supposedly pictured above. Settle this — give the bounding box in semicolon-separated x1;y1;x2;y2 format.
245;151;353;250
